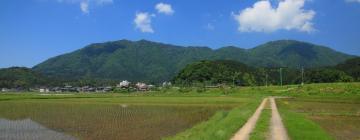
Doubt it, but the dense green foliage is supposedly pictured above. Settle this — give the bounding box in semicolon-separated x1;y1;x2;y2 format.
0;67;48;88
173;60;256;86
0;67;120;88
335;57;360;81
32;39;354;82
304;68;353;83
173;60;355;86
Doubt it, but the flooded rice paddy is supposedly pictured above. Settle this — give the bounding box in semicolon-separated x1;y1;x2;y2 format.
0;118;77;140
0;100;235;140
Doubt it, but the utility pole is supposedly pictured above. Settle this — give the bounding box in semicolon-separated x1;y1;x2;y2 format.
265;73;268;87
233;75;235;87
279;68;283;86
301;66;304;86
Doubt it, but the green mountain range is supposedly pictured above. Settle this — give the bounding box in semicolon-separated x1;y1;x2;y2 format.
32;39;355;83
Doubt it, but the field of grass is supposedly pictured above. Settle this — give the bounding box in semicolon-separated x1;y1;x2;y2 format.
277;83;360;140
0;82;359;140
164;100;261;140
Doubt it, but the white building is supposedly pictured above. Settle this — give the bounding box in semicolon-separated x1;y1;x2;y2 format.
118;80;131;88
39;88;49;93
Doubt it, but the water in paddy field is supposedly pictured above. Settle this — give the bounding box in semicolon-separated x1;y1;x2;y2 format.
0;118;77;140
0;101;233;140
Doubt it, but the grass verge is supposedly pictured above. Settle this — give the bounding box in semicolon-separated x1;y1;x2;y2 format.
163;100;261;140
249;107;271;140
278;108;334;140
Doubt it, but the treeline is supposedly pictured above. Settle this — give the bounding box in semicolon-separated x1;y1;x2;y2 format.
0;67;118;89
0;67;48;89
173;58;359;86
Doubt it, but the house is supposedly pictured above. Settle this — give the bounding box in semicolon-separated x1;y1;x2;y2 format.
39;88;49;93
136;82;149;91
104;86;113;92
118;80;130;88
51;87;62;92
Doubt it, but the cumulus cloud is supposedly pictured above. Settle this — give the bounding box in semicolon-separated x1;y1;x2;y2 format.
80;1;89;14
155;3;174;15
57;0;113;14
133;2;174;33
232;0;316;33
134;12;155;33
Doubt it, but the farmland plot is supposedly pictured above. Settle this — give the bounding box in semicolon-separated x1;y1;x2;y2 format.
277;98;360;140
0;98;238;140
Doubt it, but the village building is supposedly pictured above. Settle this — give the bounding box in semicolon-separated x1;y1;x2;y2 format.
118;80;130;88
136;82;149;91
39;88;49;93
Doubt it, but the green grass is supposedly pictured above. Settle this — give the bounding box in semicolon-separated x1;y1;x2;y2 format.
249;106;271;140
276;82;360;140
278;97;360;140
164;100;261;140
278;107;334;140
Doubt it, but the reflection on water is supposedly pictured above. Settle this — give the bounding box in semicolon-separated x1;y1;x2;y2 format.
0;118;77;140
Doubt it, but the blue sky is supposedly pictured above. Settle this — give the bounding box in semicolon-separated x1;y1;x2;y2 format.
1;0;360;68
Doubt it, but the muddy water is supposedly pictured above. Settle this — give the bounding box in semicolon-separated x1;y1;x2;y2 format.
0;118;77;140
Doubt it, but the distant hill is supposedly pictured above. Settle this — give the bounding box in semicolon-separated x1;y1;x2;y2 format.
247;40;354;68
0;67;48;88
32;39;355;83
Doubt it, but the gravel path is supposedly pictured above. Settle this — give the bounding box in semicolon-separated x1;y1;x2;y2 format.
231;98;268;140
270;97;289;140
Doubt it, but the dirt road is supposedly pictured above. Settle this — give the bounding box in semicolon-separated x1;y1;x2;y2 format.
270;97;289;140
231;98;268;140
230;97;289;140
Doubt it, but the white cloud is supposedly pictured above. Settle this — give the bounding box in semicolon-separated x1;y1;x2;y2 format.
134;12;155;33
155;3;174;15
346;0;360;3
80;1;89;14
57;0;113;14
233;0;316;33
